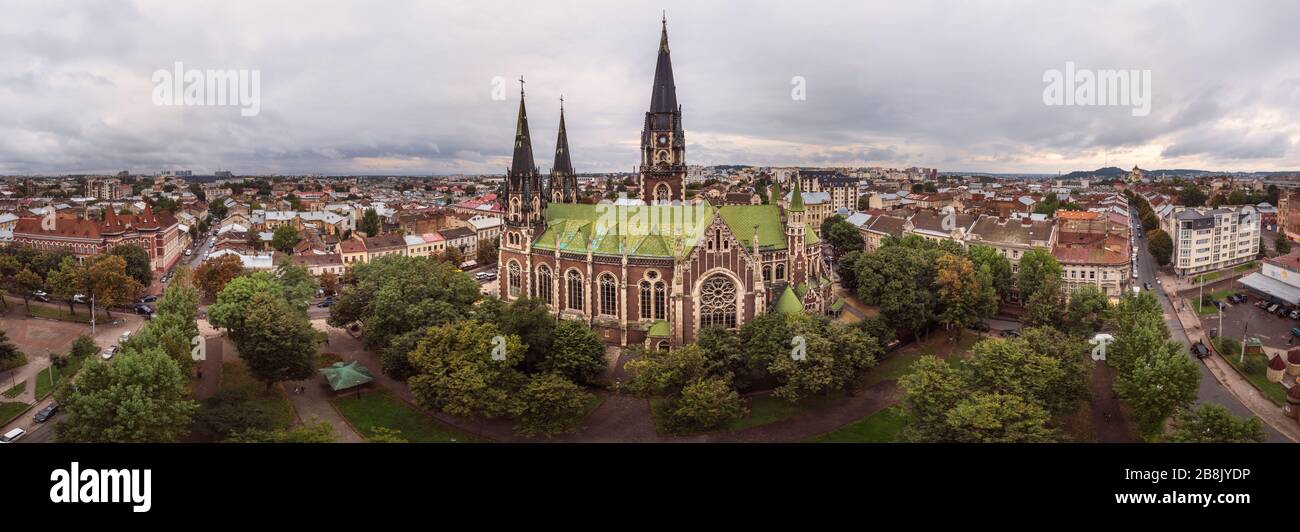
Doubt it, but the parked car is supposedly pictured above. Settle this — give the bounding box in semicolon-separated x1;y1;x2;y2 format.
101;345;118;360
1142;282;1150;291
32;290;50;302
33;403;58;423
1190;341;1211;359
135;304;154;317
139;295;158;303
0;428;25;443
184;249;192;256
317;298;334;308
966;322;990;332
119;331;131;344
1000;329;1021;338
1267;304;1279;313
1291;326;1300;339
72;293;86;304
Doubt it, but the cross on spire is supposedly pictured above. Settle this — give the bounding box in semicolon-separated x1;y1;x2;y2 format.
519;75;525;96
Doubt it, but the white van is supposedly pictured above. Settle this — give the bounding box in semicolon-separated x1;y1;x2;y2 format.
0;427;25;443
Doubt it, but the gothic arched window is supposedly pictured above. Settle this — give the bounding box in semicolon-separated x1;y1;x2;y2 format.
699;275;738;329
655;183;670;203
763;265;772;282
640;281;652;319
775;264;786;281
507;261;521;298
599;273;617;316
654;281;666;320
566;270;584;311
537;265;553;306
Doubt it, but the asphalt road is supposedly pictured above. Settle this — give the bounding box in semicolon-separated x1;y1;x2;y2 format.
1129;209;1288;442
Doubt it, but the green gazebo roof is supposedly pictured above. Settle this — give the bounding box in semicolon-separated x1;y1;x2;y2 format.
775;286;803;315
320;360;374;391
647;320;671;338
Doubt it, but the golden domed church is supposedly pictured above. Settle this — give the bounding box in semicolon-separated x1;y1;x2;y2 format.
497;18;833;349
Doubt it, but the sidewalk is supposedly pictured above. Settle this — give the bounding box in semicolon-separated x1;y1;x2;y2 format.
1158;269;1300;442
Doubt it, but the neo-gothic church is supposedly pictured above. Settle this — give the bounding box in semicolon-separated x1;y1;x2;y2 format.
497;19;833;349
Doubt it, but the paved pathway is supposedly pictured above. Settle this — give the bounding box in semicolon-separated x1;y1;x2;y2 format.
1156;269;1297;442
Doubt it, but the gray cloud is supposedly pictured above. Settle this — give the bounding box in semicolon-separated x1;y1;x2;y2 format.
2;0;1300;175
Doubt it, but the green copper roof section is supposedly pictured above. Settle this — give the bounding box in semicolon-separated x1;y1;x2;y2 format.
830;299;845;312
794;282;809;299
717;204;786;250
533;203;712;258
789;175;805;212
804;224;819;245
775;286;803;314
647;319;671;338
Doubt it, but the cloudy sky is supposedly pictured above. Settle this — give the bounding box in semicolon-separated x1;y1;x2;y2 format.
3;0;1300;175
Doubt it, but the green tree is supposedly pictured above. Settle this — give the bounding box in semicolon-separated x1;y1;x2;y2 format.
14;267;44;311
766;314;879;403
271;224;303;253
512;372;592;437
1023;275;1065;327
1147;229;1173;265
0;329;23;367
1115;340;1200;436
1065;285;1109;335
541;320;607;385
967;245;1013;301
236;292;320;390
824;218;865;259
944;392;1056;443
1276;232;1292;255
934;252;997;330
625;344;713;397
835;250;861;291
407;321;526;419
1170;404;1267;443
208;272;287;340
55;346;197;442
497;297;556;370
360;207;382;236
83;254;142;318
108;244;153;287
661;377;747;433
328;256;480;353
898;355;966;442
275;258;318;311
1016;248;1062;301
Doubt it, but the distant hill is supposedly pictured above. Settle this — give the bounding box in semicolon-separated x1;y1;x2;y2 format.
1060;167;1126;180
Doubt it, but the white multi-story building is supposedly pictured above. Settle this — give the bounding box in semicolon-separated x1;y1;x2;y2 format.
1170;206;1260;277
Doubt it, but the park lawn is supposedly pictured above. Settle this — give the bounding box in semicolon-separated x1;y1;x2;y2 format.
722;393;841;432
220;362;295;429
860;330;979;388
26;305;105;324
332;388;480;442
1216;350;1288;406
1192;271;1223;284
1233;261;1259;273
0;401;29;425
807;406;908;443
1192;289;1236;315
34;350;91;400
2;380;26;399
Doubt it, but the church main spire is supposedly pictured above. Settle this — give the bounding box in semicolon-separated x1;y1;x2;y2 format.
639;16;686;204
650;14;677;114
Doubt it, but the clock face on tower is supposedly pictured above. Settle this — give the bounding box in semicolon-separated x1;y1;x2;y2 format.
657;135;668;146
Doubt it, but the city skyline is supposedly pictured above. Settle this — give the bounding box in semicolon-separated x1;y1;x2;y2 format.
3;1;1300;176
